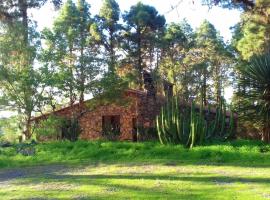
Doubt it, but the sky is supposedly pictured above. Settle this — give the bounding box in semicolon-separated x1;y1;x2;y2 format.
0;0;242;118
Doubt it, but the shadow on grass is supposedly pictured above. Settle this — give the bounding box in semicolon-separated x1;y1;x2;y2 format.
9;168;270;200
19;172;270;185
9;183;220;200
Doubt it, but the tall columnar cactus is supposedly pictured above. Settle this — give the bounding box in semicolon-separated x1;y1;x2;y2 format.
187;102;207;148
207;98;228;138
156;97;183;144
227;105;235;138
156;96;235;148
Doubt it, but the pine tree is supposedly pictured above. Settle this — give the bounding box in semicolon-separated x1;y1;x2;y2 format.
41;0;99;107
123;2;166;89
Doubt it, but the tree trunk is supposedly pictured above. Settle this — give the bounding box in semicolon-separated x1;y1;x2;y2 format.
18;0;28;43
262;122;270;143
137;27;143;90
23;114;32;139
109;27;115;74
202;66;207;106
79;38;85;104
215;64;221;105
68;47;76;122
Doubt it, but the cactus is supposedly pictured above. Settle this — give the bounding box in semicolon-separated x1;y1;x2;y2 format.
226;105;235;138
228;109;235;137
156;96;234;148
188;102;196;148
186;102;207;148
207;98;228;138
219;98;226;137
156;96;182;144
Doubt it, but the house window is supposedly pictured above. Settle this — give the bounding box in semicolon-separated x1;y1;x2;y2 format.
102;115;120;134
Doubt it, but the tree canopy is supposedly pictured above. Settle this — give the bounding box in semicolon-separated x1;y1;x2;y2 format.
0;0;269;142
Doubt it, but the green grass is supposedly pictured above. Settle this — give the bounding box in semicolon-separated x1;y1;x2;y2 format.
1;139;270;168
0;140;270;199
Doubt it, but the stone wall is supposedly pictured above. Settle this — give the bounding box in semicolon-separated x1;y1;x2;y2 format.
79;103;136;140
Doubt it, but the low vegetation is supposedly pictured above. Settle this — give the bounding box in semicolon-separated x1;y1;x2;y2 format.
0;140;270;169
34;115;81;142
0;140;270;199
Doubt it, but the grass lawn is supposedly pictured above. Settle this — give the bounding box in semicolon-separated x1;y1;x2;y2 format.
0;140;270;199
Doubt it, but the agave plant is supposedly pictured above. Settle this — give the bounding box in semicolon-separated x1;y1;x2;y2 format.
239;54;270;142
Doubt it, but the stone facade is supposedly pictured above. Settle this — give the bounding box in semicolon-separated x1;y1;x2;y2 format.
32;89;236;141
32;89;162;141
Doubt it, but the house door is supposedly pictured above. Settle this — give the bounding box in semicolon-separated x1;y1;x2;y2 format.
132;118;138;142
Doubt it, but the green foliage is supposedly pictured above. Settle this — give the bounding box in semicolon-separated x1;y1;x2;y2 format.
159;20;194;98
0;117;20;143
201;0;255;10
102;124;120;141
0;0;62;23
99;0;120;24
35;115;81;142
194;20;232;105
41;0;99;105
0;22;42;138
159;19;232;106
34;115;66;141
232;0;270;60
0;140;270;169
90;0;120;74
230;0;270;141
88;72;129;110
122;2;166;88
238;54;270;142
61;117;81;142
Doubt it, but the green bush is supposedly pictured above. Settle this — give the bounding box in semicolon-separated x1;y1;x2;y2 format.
61;118;81;141
0;117;20;143
137;126;158;141
34;115;66;141
102;123;120;141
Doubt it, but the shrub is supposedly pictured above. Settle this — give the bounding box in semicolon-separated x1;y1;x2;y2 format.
34;115;66;141
0;116;20;144
102;123;120;141
61;118;81;141
137;126;158;141
238;53;270;142
16;141;37;156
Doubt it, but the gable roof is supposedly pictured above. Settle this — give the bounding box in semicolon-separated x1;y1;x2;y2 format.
30;89;147;122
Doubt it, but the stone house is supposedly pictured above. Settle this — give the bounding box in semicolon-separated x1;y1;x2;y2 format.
32;86;237;141
31;89;163;141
